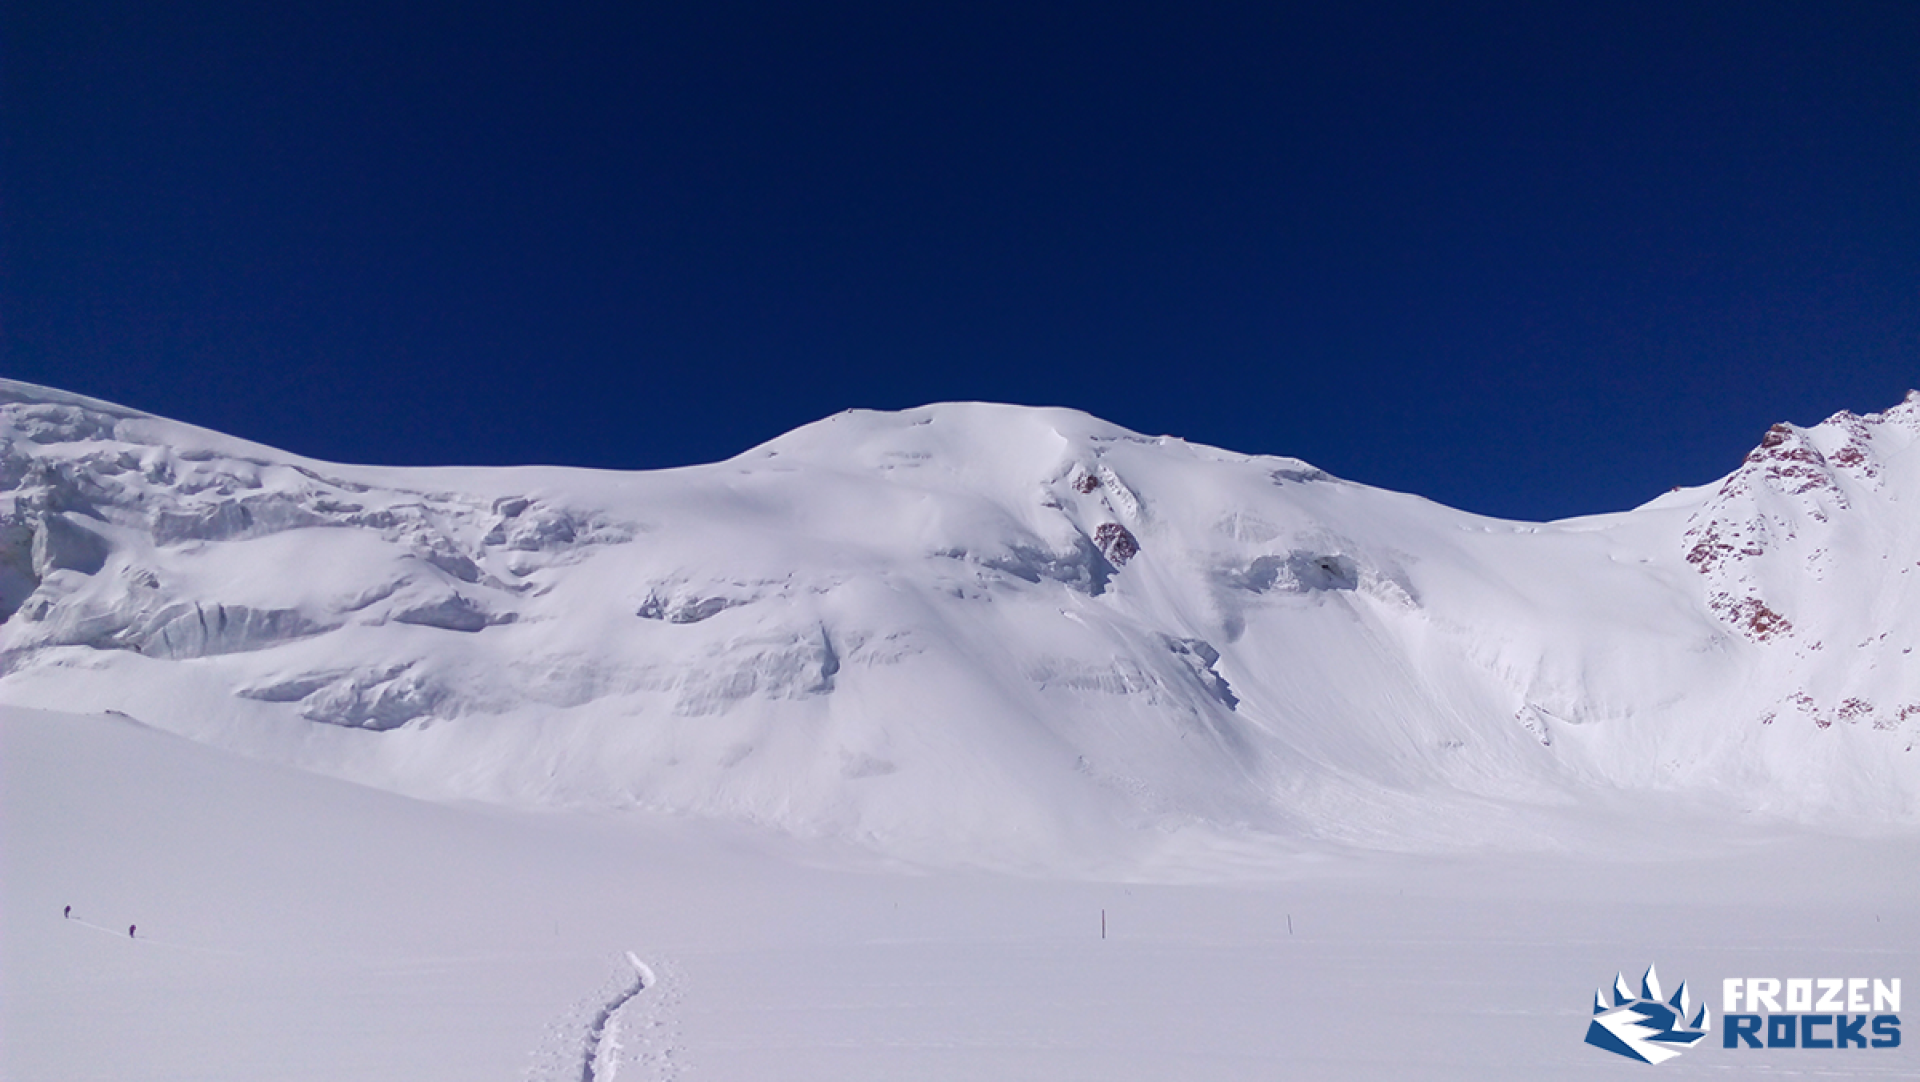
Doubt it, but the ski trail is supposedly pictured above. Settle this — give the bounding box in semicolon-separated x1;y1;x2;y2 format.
527;952;683;1082
66;918;135;939
61;918;244;955
579;953;652;1082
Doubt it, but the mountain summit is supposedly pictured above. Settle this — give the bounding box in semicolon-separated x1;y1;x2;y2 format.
3;380;1915;864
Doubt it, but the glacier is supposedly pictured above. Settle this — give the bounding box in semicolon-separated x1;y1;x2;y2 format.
6;378;1920;1081
3;378;1916;866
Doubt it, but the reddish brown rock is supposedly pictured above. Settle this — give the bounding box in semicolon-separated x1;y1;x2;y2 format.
1093;522;1138;565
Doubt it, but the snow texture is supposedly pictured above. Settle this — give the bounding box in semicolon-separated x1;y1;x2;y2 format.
5;704;1915;1081
4;379;1919;1080
2;379;1918;866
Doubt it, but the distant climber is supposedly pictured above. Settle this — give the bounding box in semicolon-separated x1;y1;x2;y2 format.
129;924;136;938
64;905;71;919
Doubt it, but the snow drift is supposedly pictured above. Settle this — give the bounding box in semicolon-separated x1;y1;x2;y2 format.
2;379;1915;864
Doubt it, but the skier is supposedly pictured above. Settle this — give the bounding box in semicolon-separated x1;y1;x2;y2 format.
64;905;71;919
129;924;136;938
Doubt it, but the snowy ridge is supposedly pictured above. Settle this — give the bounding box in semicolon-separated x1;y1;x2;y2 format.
1680;394;1920;733
1;379;1916;864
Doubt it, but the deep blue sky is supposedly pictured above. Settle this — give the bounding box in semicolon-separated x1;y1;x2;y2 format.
5;2;1916;520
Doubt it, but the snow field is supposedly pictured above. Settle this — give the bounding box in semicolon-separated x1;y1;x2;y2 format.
5;381;1919;1077
6;705;1916;1080
6;384;1920;869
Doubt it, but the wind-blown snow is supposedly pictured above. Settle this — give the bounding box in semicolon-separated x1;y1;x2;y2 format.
2;380;1917;865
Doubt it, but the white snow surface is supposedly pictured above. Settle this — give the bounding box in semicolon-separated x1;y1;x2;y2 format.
3;379;1919;865
5;379;1919;1080
6;704;1917;1080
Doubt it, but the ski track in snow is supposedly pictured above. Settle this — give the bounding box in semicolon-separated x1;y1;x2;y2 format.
65;918;137;940
531;952;682;1082
580;953;650;1082
61;917;246;956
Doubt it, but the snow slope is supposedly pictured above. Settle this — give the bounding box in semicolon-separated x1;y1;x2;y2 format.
6;703;1916;1081
5;381;1918;1080
2;379;1917;865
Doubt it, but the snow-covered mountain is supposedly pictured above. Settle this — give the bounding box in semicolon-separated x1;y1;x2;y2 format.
3;379;1915;863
